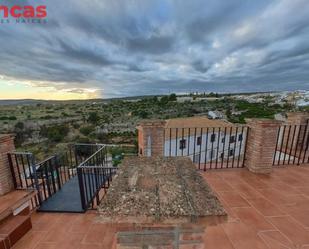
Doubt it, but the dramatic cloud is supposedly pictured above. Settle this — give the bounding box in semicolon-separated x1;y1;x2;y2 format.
0;0;309;98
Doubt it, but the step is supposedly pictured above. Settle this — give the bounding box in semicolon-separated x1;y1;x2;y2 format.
0;235;10;249
0;215;32;248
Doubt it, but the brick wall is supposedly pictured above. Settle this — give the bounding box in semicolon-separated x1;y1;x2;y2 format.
0;134;15;196
137;120;166;157
245;119;282;173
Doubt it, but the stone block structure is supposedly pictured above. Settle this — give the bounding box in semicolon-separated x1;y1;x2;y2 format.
0;135;15;196
99;157;227;249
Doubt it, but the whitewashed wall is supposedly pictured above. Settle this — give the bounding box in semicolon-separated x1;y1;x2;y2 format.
164;130;246;163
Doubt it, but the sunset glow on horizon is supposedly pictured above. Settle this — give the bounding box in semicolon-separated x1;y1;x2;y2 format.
0;80;101;100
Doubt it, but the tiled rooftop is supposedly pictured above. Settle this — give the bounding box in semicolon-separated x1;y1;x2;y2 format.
10;166;309;249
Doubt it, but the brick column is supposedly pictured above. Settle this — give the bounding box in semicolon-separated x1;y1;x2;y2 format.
245;119;282;174
137;120;166;157
0;134;15;195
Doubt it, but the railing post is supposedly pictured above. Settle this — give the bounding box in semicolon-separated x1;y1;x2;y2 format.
77;167;87;211
54;155;62;190
7;153;17;189
245;119;282;174
30;154;42;205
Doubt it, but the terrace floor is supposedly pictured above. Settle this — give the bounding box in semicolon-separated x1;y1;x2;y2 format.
11;165;309;249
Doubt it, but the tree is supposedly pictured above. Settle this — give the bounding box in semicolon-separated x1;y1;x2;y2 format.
40;125;69;142
14;122;25;147
88;112;100;125
138;110;149;119
169;93;177;101
160;96;169;105
14;122;24;130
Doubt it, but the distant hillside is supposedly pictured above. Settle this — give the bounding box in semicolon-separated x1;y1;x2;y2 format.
0;96;156;106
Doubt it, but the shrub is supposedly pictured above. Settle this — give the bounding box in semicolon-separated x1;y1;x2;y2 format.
79;126;95;136
88;112;100;125
40;125;69;142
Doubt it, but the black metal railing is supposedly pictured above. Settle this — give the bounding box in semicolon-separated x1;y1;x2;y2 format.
77;145;116;210
273;122;309;166
164;126;249;171
7;152;40;208
8;146;79;206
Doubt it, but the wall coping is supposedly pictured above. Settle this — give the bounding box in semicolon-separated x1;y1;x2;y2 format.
137;120;166;128
245;118;283;126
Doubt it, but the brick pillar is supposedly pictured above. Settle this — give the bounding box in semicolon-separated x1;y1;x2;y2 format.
245;119;282;174
137;120;166;157
0;134;15;195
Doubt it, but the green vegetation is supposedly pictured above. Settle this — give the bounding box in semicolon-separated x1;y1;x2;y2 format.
79;125;95;136
227;100;287;123
0;92;300;158
40;125;69;142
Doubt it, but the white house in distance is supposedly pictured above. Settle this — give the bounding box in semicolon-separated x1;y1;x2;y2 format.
207;110;224;119
164;116;247;165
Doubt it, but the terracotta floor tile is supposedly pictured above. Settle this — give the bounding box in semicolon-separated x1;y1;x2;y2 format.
232;207;275;231
43;223;84;243
101;226;117;248
218;191;250;208
203;172;223;181
203;225;235;249
283;209;309;228
79;244;103;249
242;177;269;189
69;218;94;233
257;188;303;206
258;230;296;249
222;222;269;249
83;223;107;244
231;183;264;200
12;231;47;249
203;178;234;192
260;181;302;196
54;213;79;225
247;198;286;217
295;187;309;197
34;243;58;249
268;216;309;246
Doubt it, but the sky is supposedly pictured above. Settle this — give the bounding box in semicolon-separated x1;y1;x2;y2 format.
0;0;309;100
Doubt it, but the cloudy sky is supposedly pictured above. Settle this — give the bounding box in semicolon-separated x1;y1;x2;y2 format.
0;0;309;99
